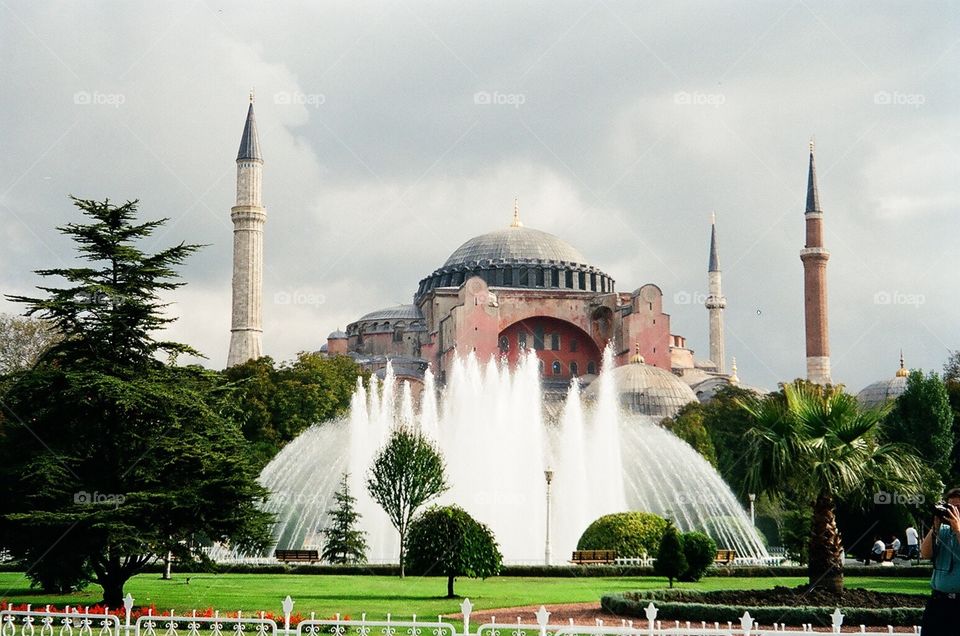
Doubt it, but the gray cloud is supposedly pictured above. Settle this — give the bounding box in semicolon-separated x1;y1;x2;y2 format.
1;0;957;391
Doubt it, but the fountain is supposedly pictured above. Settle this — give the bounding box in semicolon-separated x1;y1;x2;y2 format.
253;347;768;563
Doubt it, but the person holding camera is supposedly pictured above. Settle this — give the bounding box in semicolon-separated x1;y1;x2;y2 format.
920;488;960;634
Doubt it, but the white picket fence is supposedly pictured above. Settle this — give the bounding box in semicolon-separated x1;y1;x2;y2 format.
0;596;922;636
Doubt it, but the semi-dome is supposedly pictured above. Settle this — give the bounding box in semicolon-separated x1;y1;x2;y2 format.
443;226;588;268
857;355;910;408
416;206;614;301
584;352;697;419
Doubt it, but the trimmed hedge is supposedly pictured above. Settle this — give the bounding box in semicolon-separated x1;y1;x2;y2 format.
602;592;924;627
577;512;668;558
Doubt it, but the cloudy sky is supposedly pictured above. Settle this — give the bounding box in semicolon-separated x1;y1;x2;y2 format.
1;1;957;391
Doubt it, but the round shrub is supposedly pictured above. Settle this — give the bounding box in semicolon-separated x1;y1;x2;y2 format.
679;531;716;581
577;511;668;558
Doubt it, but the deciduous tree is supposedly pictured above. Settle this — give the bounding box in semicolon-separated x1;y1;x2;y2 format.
366;427;448;577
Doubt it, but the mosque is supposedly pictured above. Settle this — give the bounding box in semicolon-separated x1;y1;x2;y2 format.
224;99;905;418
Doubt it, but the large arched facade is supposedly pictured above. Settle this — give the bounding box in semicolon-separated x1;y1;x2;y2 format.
498;317;602;380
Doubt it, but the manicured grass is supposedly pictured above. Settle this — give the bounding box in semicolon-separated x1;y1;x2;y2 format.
0;573;932;619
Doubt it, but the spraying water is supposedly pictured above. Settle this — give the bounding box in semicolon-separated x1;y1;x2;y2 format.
252;348;768;563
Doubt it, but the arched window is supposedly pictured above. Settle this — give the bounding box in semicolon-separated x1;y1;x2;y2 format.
536;268;545;287
518;331;527;350
393;326;404;342
570;361;579;376
587;361;597;375
552;361;562;376
498;336;509;352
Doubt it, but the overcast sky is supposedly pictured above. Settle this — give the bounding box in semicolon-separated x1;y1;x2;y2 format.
1;1;957;391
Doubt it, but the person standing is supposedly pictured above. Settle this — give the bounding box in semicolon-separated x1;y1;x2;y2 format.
920;488;960;635
906;524;920;559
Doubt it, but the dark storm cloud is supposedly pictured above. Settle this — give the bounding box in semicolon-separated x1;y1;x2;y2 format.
1;1;957;390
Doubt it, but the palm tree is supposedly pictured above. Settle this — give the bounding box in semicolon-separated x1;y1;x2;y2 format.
740;381;927;594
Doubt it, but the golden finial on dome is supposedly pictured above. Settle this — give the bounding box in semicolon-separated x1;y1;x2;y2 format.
510;196;523;228
896;350;908;377
630;342;645;365
249;88;255;104
729;357;740;385
809;136;815;154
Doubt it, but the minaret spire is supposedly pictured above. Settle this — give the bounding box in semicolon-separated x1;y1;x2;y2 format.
800;139;831;384
227;98;267;367
705;213;726;373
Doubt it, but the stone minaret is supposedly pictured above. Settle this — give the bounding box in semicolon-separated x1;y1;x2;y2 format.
800;140;831;384
705;213;726;373
227;96;265;367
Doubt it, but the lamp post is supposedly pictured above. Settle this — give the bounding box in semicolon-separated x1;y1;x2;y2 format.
544;468;554;566
748;493;756;526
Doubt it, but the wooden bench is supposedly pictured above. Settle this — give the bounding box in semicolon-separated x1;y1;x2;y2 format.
714;549;737;565
274;549;320;563
570;549;618;564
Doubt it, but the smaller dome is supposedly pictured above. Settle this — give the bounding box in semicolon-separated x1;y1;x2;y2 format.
857;354;910;408
358;304;423;322
327;329;348;340
857;375;908;408
584;361;697;418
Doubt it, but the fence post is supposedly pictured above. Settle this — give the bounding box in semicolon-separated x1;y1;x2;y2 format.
534;606;549;636
643;602;657;636
739;611;753;635
830;608;843;634
281;596;294;634
459;599;472;636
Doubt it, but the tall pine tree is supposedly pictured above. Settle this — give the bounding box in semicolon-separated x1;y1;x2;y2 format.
0;198;273;607
321;473;368;564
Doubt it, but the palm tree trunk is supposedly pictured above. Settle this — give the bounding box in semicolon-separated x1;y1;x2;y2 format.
808;491;844;594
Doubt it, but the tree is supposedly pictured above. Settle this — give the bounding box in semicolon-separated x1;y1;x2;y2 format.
321;473;368;564
697;385;766;495
660;402;717;466
739;381;927;594
0;313;62;374
366;427;448;577
679;531;716;582
224;353;367;468
405;505;502;598
653;522;687;588
0;198;273;607
885;370;953;475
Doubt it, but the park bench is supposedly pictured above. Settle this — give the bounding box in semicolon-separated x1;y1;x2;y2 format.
274;549;320;563
570;549;618;564
714;549;737;565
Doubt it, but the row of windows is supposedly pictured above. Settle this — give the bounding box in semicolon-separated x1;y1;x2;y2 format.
499;331;579;352
420;266;612;296
537;360;598;376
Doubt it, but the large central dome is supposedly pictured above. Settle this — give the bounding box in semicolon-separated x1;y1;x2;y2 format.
415;212;614;301
444;226;588;268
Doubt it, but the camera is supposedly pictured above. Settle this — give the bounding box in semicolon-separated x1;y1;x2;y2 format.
933;502;955;517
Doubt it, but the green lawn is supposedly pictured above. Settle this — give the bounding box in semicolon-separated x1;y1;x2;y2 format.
0;573;931;619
